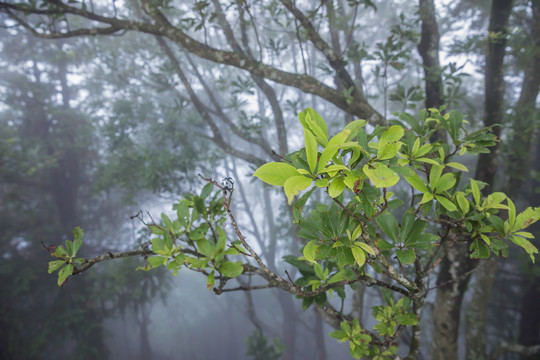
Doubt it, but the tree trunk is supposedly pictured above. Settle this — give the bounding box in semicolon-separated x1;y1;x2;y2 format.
431;244;478;360
466;1;538;357
417;0;443;110
431;2;513;358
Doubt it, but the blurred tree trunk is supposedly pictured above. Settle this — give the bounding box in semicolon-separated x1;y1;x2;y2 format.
518;130;540;359
466;1;539;358
431;1;513;359
417;0;443;110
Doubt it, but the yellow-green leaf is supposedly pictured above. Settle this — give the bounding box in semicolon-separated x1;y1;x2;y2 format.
456;192;470;214
404;173;429;193
447;162;468;172
328;176;346;198
351;247;366;267
363;163;400;188
254;162;300;186
470;179;481;205
377;125;404;160
436;173;456;193
355;241;375;256
429;165;443;190
318;130;351;168
436;195;457;212
284;176;312;204
303;240;319;263
304;128;318;174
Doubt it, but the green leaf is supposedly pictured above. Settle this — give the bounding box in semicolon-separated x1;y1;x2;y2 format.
200;183;214;199
72;227;83;255
284;176;313;204
456;192;470;214
351;247;366;267
404;173;429;193
514;206;540;230
293;187;316;222
53;246;68;258
299;108;328;146
363;163;400;188
419;192;434;204
436;173;456;193
65;240;73;257
507;197;516;229
147;256;164;268
405;233;438;249
470;179;481;206
375;211;400;243
416;157;442;166
470;239;490;259
196;239;214;258
316;178;329;188
216;226;227;252
328;176;346;198
162;213;175;232
436;195;457;212
510;235;538;263
253;162;300;186
207;271;215;290
57;264;73;286
219;261;244;277
429;165;443;190
396;313;418;326
343;119;367;140
396;248;415;265
447;162;468;172
377;125;404;160
304;128;318;174
313;263;325;280
328;270;348;283
48;260;65;274
355;242;375;256
303;240;319;263
318;130;351;168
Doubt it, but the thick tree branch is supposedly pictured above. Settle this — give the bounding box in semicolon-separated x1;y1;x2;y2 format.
0;0;384;124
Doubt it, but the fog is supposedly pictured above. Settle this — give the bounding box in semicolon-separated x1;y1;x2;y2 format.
1;1;539;359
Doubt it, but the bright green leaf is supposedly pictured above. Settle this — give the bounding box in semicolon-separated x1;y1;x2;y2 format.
436;195;457;212
396;313;418;326
436;173;456;193
363;163;400;188
470;179;481;206
429;165;443;190
328;176;346;198
404;173;429;193
355;242;375;256
219;261;244;277
447;162;468;172
351;247;366;267
377;125;404;160
304;128;318;174
284;176;313;204
57;264;73;286
253;162;300;186
303;240;319;263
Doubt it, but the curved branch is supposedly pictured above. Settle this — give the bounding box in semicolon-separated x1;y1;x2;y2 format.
1;0;384;123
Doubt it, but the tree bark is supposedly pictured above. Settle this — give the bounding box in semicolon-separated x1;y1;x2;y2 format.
417;0;444;110
475;0;514;188
431;244;478;360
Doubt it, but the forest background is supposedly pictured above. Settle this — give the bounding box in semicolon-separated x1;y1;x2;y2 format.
0;0;539;359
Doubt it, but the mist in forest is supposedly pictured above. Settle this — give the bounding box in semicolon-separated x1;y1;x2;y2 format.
1;0;539;359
